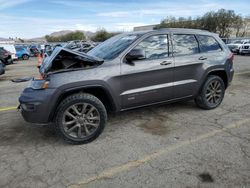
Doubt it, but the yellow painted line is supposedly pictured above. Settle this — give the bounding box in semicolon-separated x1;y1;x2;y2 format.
0;106;17;112
68;118;250;188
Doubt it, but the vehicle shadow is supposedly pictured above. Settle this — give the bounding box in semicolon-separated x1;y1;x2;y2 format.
0;100;198;147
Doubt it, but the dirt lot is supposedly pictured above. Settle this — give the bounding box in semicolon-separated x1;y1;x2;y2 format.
0;56;250;188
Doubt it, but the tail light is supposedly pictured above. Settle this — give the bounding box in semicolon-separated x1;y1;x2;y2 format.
229;53;234;62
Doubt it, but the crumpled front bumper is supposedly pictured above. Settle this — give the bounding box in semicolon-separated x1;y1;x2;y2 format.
19;87;57;124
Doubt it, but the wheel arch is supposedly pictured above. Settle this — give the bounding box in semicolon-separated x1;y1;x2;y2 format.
196;68;228;96
22;53;29;58
49;85;117;122
207;69;228;88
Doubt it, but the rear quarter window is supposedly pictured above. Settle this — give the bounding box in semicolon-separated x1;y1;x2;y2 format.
197;35;222;53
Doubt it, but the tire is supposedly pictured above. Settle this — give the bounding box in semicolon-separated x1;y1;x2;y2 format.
55;93;107;144
22;54;29;60
195;75;225;110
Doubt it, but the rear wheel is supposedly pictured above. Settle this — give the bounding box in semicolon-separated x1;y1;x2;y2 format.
55;93;107;144
22;54;29;60
195;75;225;110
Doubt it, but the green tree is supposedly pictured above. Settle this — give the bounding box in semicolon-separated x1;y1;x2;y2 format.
234;15;244;37
91;29;119;42
156;9;243;38
214;9;241;38
45;31;85;42
199;11;217;33
155;16;200;29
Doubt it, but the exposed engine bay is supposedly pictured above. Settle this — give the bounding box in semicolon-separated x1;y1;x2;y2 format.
40;47;103;74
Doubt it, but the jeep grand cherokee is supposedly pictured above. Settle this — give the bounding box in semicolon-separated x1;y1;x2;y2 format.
19;28;234;144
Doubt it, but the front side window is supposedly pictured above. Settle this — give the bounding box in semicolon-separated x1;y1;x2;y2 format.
173;34;199;56
133;35;169;60
197;35;222;52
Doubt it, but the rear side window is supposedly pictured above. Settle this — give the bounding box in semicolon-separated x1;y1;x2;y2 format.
134;34;169;60
173;34;199;56
197;35;222;52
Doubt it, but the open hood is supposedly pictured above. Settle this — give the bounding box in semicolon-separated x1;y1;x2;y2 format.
40;47;104;74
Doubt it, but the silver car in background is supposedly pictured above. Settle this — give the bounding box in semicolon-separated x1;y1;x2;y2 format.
239;42;250;55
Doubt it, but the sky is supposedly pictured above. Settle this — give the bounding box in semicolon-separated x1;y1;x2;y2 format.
0;0;249;38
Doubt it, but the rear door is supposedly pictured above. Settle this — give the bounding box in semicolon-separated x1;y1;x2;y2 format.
172;34;205;98
196;34;224;66
120;34;174;109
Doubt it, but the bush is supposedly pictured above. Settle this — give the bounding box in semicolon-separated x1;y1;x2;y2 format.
156;9;244;38
91;29;119;42
45;31;86;42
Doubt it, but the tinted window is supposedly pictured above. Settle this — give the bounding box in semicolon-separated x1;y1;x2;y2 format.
134;35;168;60
197;35;222;52
173;34;199;56
15;47;23;51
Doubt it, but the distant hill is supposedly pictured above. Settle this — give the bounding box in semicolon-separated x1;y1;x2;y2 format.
49;30;72;37
0;30;96;43
0;37;8;41
26;30;95;42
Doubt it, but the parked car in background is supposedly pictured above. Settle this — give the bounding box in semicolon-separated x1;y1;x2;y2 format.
19;28;234;144
15;46;30;60
0;60;5;75
227;40;250;54
0;44;17;60
239;42;250;55
40;44;45;54
64;40;95;53
0;47;13;65
29;46;40;57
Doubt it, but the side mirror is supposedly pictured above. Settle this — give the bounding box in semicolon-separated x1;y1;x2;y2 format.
126;49;145;61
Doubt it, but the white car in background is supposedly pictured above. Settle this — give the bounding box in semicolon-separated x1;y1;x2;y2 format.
227;40;250;54
239;42;250;55
0;44;18;60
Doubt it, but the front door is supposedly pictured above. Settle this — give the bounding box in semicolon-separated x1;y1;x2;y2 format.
120;34;174;110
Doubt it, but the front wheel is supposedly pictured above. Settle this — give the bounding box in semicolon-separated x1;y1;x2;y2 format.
195;75;225;110
22;54;29;60
55;93;107;144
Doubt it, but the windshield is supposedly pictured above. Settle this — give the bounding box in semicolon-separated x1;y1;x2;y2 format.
87;33;142;60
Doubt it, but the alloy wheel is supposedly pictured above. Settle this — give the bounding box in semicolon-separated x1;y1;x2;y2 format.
62;103;100;139
205;80;222;105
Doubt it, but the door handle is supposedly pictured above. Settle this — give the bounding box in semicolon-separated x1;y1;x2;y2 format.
160;61;172;65
199;56;207;60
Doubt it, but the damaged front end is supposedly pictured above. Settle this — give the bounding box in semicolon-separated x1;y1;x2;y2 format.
19;47;105;123
40;47;104;76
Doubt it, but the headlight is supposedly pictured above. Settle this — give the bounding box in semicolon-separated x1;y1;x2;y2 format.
28;79;49;90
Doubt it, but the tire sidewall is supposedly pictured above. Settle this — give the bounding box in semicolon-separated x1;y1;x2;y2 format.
200;76;225;109
22;54;29;60
55;94;107;144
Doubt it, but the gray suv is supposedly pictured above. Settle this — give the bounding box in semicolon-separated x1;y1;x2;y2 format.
19;28;234;144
